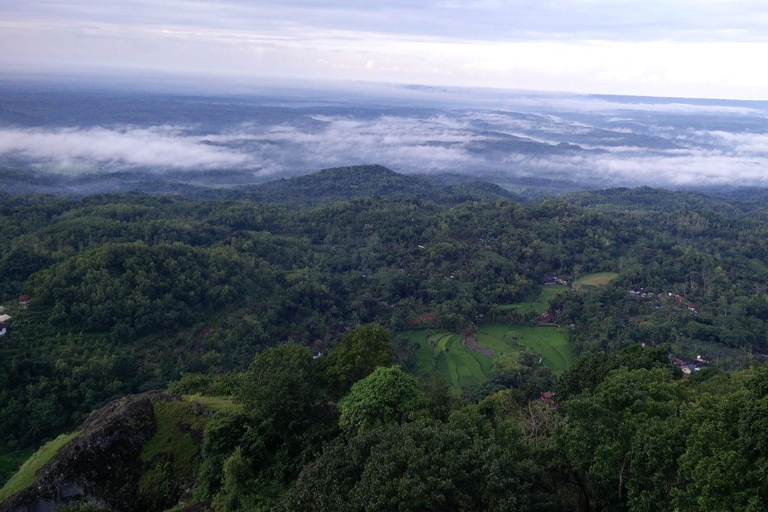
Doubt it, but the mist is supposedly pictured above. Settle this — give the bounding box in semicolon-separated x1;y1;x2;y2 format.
2;79;768;191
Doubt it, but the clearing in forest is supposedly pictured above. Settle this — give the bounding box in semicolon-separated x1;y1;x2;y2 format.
573;272;619;289
498;285;569;315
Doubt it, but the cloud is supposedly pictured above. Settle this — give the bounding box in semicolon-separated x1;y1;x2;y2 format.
6;2;768;99
3;94;768;189
0;125;254;171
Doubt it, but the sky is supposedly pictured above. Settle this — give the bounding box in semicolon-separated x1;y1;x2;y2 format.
2;1;768;99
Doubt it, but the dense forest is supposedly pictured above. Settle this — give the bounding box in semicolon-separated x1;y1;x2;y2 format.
4;166;768;511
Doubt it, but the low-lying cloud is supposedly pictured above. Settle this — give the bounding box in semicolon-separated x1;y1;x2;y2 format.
0;125;253;171
3;89;768;189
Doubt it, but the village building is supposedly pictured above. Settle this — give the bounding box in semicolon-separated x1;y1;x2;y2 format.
19;296;31;309
0;314;10;323
544;277;568;286
0;306;5;314
0;322;6;337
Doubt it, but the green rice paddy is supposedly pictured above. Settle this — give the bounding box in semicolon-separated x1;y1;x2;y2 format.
403;323;575;393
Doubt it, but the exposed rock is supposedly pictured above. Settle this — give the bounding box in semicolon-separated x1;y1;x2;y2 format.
1;391;179;512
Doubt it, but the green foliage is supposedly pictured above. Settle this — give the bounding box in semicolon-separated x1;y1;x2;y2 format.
138;399;211;509
276;405;555;512
169;373;243;397
26;242;253;339
216;447;254;512
195;411;250;500
0;448;33;488
8;178;768;511
557;367;683;512
338;366;428;434
554;344;673;403
236;345;319;427
319;324;393;397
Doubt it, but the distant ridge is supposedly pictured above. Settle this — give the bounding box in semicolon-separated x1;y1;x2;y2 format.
222;164;521;206
0;164;522;205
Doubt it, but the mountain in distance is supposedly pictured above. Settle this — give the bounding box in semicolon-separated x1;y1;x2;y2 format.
0;164;522;205
220;164;522;206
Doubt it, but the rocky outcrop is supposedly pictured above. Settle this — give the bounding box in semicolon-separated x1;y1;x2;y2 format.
1;391;175;512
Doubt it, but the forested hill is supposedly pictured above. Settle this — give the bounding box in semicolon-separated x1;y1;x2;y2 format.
182;165;521;206
5;184;768;510
0;165;522;205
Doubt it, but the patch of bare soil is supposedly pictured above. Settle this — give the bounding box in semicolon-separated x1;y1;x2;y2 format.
464;334;495;356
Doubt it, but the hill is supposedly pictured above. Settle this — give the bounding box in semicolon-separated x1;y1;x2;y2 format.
217;165;521;206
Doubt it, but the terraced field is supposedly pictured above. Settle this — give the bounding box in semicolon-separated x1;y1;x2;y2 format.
403;323;575;392
504;326;574;374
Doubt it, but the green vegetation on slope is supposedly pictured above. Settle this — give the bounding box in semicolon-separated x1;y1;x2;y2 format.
0;432;79;504
499;285;569;314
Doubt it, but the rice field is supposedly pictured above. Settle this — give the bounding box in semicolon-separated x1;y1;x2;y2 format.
403;323;574;392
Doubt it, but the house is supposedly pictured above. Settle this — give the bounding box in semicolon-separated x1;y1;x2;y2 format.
544;277;568;286
0;323;6;337
0;306;4;314
19;296;31;309
672;357;684;366
540;311;554;323
540;391;554;405
0;314;10;323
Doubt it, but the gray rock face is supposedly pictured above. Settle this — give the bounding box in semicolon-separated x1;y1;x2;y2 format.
1;391;168;512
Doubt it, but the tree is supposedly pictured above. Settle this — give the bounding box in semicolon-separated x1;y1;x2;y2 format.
236;344;319;427
320;324;393;397
338;366;428;434
556;367;682;512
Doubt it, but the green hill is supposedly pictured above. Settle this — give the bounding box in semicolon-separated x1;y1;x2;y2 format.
221;165;520;206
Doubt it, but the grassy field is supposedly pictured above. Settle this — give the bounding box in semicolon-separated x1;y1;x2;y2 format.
0;432;79;504
573;272;619;289
182;395;241;413
403;323;575;392
504;326;574;374
498;285;569;314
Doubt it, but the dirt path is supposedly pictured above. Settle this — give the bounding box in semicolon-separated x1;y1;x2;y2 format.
464;334;496;356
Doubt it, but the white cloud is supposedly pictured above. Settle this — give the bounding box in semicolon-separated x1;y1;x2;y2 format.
0;126;253;170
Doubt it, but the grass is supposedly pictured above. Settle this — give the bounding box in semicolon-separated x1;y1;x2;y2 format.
404;329;507;393
573;272;619;289
0;449;34;488
403;323;575;392
504;326;574;375
140;400;208;475
0;432;79;504
182;394;241;413
498;285;569;315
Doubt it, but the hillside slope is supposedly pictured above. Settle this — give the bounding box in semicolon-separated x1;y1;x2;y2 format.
215;165;521;206
0;392;217;512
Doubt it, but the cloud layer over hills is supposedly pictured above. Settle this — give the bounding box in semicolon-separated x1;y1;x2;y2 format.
2;84;768;189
